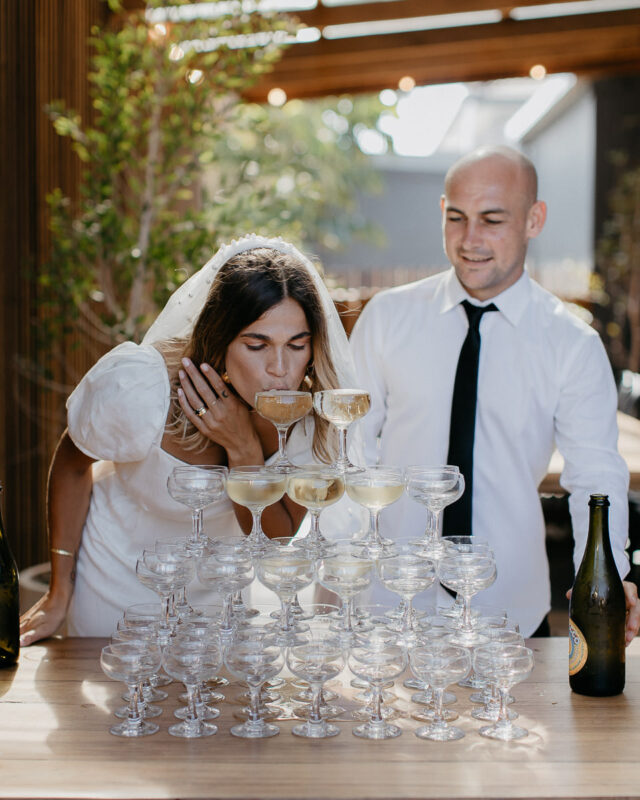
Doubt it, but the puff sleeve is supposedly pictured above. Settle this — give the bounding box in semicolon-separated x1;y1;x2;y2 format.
66;342;170;463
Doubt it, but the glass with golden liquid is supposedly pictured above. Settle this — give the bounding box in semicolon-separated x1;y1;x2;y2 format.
312;389;370;472
255;391;313;473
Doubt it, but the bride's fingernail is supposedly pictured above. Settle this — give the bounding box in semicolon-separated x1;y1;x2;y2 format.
181;357;190;367
178;369;185;380
201;364;209;372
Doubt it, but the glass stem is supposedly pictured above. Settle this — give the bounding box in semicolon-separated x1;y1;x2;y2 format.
280;598;293;632
337;427;349;469
432;687;445;724
309;683;323;724
192;509;203;543
161;593;172;630
249;510;265;552
401;595;414;632
369;510;381;546
461;592;473;632
126;682;142;724
422;508;433;539
370;684;383;723
431;510;442;542
343;596;353;632
221;593;234;633
497;686;511;726
276;426;289;460
249;684;262;723
308;510;321;545
186;683;199;723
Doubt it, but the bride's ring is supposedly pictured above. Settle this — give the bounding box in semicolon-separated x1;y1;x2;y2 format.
195;406;207;417
221;389;229;399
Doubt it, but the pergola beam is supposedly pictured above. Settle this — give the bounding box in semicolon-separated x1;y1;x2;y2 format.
243;8;640;98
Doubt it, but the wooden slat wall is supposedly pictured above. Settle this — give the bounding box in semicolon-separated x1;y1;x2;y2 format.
0;0;109;569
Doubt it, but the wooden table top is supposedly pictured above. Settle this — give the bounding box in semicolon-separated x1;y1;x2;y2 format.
540;410;640;494
1;636;639;800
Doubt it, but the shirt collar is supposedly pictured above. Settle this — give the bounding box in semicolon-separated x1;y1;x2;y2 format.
439;267;531;327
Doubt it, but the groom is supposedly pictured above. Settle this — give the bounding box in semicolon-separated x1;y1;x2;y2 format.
350;145;640;640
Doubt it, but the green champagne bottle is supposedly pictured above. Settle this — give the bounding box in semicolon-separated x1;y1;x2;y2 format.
569;494;625;696
0;481;19;667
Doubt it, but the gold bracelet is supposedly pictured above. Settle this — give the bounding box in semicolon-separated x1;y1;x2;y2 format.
50;547;75;558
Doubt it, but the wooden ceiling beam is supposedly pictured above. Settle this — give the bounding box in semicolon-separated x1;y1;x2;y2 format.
293;0;611;27
242;9;640;98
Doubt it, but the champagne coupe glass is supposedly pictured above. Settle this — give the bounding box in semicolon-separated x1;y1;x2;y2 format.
437;551;497;646
313;389;370;472
255;390;313;473
136;551;194;638
111;624;167;711
162;639;222;738
225;626;284;738
288;604;344;712
100;642;162;737
470;627;524;718
155;538;195;618
378;554;436;647
287;465;345;557
317;545;375;642
196;546;254;638
440;536;493;619
473;643;535;740
409;642;471;741
255;538;316;645
286;631;346;738
345;465;405;558
405;466;464;558
225;466;287;555
123;603;176;653
405;627;458;718
348;636;407;739
167;465;228;554
173;615;226;714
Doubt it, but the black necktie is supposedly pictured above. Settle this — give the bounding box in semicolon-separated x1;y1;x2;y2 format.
443;300;498;537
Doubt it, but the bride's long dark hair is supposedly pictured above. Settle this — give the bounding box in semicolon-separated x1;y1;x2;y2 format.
157;248;339;462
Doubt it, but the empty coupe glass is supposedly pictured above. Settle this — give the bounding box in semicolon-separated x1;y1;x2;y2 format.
100;642;162;737
317;545;375;642
348;636;407;739
409;642;471;741
136;550;194;638
167;465;228;554
378;554;436;647
286;632;346;738
405;466;464;558
162;639;222;738
438;551;497;646
225;627;284;738
473;643;534;740
196;545;254;636
256;538;316;645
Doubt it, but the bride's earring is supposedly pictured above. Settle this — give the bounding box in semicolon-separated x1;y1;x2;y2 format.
302;363;314;391
221;370;231;384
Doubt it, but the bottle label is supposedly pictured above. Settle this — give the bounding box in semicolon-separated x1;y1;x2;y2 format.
569;619;588;675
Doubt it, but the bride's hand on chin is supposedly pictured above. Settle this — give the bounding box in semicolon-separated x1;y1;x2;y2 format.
177;359;261;461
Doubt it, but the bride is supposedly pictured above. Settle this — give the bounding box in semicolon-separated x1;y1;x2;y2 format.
20;235;361;641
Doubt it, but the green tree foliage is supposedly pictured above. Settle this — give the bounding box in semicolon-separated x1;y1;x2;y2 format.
595;156;640;373
42;0;387;350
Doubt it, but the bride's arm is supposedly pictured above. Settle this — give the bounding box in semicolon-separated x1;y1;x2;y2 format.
19;431;95;645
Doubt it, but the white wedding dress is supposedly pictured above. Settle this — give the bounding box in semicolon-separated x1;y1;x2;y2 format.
65;341;320;635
